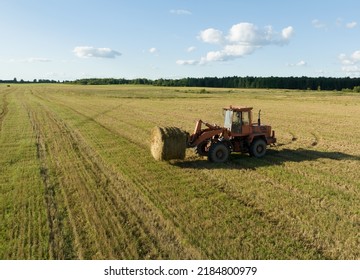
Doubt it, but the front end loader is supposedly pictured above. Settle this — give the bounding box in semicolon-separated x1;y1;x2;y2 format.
151;106;276;163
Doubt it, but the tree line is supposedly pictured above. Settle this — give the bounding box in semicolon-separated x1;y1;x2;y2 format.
2;76;360;91
71;76;360;91
0;78;59;84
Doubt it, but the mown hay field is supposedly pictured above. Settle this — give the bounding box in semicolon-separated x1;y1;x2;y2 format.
0;84;359;260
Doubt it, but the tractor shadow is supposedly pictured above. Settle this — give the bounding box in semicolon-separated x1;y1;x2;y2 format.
172;148;360;170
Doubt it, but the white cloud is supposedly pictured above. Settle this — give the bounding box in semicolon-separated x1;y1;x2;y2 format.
339;53;353;65
314;18;356;30
200;51;224;63
225;23;293;45
339;50;360;75
224;44;256;56
170;9;192;15
296;60;307;66
287;60;307;67
282;26;294;40
346;21;357;29
227;23;259;43
28;57;51;63
351;50;360;61
339;51;360;65
312;19;326;29
149;47;158;54
9;57;52;63
199;45;256;64
187;46;196;52
176;60;197;65
73;46;121;58
198;28;223;44
180;22;294;65
336;18;357;29
341;65;360;75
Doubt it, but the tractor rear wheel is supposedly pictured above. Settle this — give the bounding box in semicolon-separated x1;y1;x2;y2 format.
208;142;230;163
250;138;267;158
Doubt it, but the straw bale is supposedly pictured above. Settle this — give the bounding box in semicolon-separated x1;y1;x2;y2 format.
150;126;188;161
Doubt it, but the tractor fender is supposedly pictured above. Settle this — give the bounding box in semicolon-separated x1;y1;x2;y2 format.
247;134;266;145
188;128;225;147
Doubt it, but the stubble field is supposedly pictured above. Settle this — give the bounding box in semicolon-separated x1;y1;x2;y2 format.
0;84;359;260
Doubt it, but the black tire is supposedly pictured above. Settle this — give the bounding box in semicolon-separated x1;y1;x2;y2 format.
250;138;267;158
194;141;209;156
208;142;230;163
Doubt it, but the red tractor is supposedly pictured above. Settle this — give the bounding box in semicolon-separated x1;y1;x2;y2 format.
187;106;276;162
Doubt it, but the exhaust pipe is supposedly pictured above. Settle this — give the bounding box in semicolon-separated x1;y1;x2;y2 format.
258;110;261;126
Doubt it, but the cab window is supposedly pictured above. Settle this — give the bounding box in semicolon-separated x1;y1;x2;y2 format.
232;112;242;133
242;111;250;125
224;110;233;130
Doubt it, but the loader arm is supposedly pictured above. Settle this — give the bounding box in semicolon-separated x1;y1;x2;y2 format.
192;119;220;134
188;120;228;148
188;128;226;148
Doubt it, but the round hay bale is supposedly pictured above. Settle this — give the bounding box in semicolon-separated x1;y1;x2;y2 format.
150;126;188;161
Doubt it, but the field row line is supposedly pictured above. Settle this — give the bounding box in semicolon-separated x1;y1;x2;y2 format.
0;90;11;132
223;155;359;259
25;104;59;259
21;95;84;259
0;89;51;259
25;92;202;259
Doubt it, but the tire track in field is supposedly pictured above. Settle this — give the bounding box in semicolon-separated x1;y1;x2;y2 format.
173;159;329;259
0;91;10;132
310;132;321;146
24;98;125;259
44;109;155;259
26;93;137;258
26;93;203;259
40;103;135;258
222;154;359;259
264;150;360;258
209;164;329;258
33;94;228;257
1;89;52;259
23;101;80;259
31;91;193;149
267;149;360;197
33;92;152;149
276;130;321;148
46;103;203;259
26;106;57;258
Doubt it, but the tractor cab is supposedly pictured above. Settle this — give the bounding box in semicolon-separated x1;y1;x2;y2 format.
223;106;253;135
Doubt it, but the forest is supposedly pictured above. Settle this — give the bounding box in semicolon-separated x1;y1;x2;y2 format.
69;76;360;91
2;76;360;91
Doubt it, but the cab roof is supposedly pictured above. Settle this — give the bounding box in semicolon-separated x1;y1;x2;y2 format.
223;106;253;112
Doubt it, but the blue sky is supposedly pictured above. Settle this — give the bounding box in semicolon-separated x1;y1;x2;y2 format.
1;0;360;81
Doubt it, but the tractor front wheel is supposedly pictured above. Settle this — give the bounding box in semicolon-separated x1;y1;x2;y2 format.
195;141;209;156
208;142;230;163
250;139;267;158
